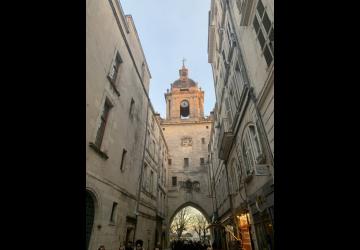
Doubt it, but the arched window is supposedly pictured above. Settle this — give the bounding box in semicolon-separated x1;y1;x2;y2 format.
180;100;190;119
241;124;264;175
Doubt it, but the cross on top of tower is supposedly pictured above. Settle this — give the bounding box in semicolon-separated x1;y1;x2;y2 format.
182;58;186;67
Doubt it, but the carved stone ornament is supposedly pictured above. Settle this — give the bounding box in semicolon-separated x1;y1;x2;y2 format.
181;136;192;146
179;179;200;193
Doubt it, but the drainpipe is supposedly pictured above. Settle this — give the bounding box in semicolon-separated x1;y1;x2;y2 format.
225;0;274;174
133;103;149;244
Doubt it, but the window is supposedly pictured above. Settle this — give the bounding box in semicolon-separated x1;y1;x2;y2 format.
184;158;189;167
200;158;205;165
143;164;148;189
108;52;122;95
233;62;245;106
152;140;156;156
108;53;122;82
263;45;273;67
129;98;135;118
120;149;127;171
110;202;118;223
225;97;233;125
257;0;265;16
172;176;177;186
263;11;271;32
253;0;274;67
150;171;154;193
146;130;150;148
249;125;262;158
202;138;205;144
269;27;274;52
168;159;172;165
222;50;226;64
253;17;260;33
226;23;232;48
95;99;112;148
242;124;264;175
180;100;190;118
141;62;145;80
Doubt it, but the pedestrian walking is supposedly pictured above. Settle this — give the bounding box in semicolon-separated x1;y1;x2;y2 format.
135;239;145;250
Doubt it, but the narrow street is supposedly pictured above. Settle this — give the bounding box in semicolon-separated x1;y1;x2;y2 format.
87;1;274;250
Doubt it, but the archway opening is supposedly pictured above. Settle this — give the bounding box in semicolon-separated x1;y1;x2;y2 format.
169;206;211;246
180;100;190;119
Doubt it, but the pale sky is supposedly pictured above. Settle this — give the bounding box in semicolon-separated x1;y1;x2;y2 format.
120;0;215;118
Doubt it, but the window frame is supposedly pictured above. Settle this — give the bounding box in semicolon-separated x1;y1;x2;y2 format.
120;149;127;171
253;0;274;67
129;98;135;119
150;170;154;193
143;164;148;189
110;202;118;223
241;124;265;176
94;98;113;150
107;51;122;96
172;176;177;186
184;158;189;168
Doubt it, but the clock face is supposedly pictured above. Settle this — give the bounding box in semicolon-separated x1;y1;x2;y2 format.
181;100;189;108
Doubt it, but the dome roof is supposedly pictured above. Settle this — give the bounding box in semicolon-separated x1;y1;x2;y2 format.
172;78;197;88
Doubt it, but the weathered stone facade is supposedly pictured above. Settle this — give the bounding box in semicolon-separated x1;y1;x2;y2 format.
86;1;167;250
139;108;169;250
207;1;274;250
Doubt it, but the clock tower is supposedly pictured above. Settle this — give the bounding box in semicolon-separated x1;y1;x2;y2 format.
164;63;204;121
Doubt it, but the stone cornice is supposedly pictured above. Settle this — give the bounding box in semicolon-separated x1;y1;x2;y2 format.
161;119;213;125
86;171;137;200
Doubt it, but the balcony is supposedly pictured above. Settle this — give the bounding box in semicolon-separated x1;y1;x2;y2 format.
218;117;235;160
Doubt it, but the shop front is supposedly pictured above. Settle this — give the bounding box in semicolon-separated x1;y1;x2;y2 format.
248;181;274;250
221;214;241;250
235;211;253;250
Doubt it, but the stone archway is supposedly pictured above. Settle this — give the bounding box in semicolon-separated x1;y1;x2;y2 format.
167;202;213;246
169;202;211;225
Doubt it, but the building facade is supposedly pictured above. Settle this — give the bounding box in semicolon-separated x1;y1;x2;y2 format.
137;108;169;250
160;65;214;246
86;1;168;249
207;0;274;250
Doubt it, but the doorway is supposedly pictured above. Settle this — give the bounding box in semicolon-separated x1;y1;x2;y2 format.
86;191;95;250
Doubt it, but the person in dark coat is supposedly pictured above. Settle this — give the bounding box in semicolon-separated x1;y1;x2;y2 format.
135;240;145;250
